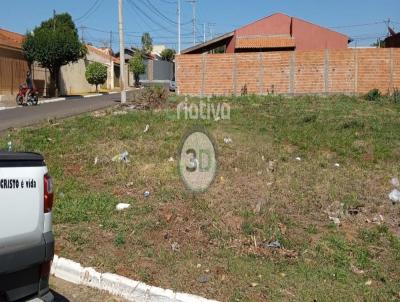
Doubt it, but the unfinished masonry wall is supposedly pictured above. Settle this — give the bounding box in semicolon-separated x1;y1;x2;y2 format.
176;48;400;96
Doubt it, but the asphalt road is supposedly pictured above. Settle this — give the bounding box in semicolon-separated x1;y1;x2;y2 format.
0;94;121;132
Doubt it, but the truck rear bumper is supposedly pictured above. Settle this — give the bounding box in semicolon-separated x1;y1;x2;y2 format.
0;232;54;301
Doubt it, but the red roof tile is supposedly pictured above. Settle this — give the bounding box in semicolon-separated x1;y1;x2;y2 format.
0;28;25;49
86;44;120;64
235;35;295;49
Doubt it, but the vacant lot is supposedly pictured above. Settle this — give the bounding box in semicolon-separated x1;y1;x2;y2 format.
2;95;400;301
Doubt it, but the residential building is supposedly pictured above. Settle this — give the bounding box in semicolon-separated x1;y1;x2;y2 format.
0;28;29;100
59;44;121;95
182;13;349;54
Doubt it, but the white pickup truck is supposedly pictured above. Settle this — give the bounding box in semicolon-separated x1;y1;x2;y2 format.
0;152;54;302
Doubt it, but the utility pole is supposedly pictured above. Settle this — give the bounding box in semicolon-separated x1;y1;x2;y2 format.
208;23;216;40
109;30;113;61
80;26;86;43
186;0;197;46
118;0;126;103
177;0;181;54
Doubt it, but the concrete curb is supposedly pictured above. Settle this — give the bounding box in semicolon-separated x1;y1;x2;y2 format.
51;255;218;302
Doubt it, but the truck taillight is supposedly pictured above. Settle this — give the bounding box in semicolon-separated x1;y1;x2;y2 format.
44;174;53;213
40;260;52;278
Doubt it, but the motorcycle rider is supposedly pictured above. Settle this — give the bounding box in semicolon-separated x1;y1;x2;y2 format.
25;70;33;102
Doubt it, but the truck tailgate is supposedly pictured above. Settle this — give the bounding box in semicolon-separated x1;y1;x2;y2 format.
0;152;46;254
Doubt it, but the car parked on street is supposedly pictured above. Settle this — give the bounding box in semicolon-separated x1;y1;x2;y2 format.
0;152;54;302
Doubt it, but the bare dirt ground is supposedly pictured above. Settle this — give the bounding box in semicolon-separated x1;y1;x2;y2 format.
51;277;125;302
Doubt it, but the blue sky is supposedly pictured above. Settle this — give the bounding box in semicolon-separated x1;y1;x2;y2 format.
1;0;399;50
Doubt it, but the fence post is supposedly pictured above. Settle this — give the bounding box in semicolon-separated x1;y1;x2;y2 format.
389;48;394;93
258;52;264;95
289;52;295;94
232;53;237;96
354;48;358;95
324;49;329;95
201;53;206;97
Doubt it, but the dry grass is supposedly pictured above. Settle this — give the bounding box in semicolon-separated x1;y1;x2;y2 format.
2;94;400;301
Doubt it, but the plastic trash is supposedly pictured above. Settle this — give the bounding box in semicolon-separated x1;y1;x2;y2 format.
7;141;12;152
171;242;180;252
144;191;150;198
168;157;175;162
94;157;99;165
112;151;129;163
264;240;282;249
389;189;400;203
391;177;399;188
143;124;150;133
329;216;341;225
334;163;340;167
223;137;232;144
116;203;131;211
295;157;301;161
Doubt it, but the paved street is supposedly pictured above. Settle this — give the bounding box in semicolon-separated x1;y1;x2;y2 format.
0;94;121;132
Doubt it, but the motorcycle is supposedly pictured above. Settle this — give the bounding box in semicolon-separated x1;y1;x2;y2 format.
16;84;39;106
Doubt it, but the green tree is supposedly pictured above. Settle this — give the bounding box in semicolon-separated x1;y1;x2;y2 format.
141;32;153;55
85;62;108;92
22;13;86;96
129;52;146;87
371;38;385;48
160;48;176;61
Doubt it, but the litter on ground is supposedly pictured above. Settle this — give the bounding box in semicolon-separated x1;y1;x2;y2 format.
224;137;232;144
329;216;341;225
112;151;129;163
263;240;282;249
391;177;399;188
116;203;131;211
389;189;400;203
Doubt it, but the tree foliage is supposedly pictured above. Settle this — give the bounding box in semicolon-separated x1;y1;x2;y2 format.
128;52;146;87
85;62;108;92
160;48;176;61
141;32;153;55
22;13;86;96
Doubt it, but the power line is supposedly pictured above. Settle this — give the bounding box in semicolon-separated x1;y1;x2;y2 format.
329;21;386;29
126;0;177;35
74;0;104;23
142;0;179;25
186;0;197;45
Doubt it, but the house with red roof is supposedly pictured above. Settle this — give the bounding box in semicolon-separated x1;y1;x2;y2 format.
182;13;350;54
0;28;30;99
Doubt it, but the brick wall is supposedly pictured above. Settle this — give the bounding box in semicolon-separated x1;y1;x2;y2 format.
176;48;400;96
